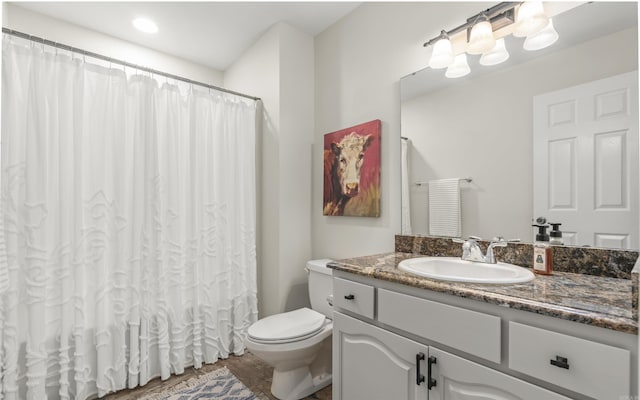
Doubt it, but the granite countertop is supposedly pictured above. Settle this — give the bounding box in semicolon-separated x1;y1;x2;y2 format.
329;252;638;335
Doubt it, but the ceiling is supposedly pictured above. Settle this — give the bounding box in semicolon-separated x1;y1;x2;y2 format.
12;2;361;71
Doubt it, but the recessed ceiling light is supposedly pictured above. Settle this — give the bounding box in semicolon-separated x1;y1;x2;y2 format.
132;17;158;34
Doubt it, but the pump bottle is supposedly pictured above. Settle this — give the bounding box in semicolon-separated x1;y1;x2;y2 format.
549;223;563;245
532;224;553;275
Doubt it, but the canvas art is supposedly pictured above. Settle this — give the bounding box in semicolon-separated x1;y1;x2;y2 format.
323;119;381;217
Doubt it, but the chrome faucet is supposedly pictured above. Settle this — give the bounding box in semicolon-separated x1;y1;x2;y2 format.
459;236;484;262
453;236;520;264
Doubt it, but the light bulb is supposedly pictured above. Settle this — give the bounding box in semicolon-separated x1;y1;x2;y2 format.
445;54;471;78
524;19;559;51
480;38;510;66
429;34;454;69
467;15;495;55
513;1;549;37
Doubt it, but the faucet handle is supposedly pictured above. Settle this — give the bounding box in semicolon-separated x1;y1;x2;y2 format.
490;237;520;244
484;237;515;263
487;238;520;255
452;236;481;246
453;235;482;243
487;237;507;249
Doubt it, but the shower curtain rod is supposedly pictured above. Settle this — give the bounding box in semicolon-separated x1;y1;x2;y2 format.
2;27;261;102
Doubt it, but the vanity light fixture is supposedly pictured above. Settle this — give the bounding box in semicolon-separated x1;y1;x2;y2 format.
445;54;471;78
467;14;496;55
479;38;510;66
513;1;549;37
429;31;454;69
132;17;159;34
423;2;559;78
523;19;559;51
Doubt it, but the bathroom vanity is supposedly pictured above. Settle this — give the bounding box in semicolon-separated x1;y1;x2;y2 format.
329;243;638;400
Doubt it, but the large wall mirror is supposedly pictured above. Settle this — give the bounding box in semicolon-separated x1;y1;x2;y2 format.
400;2;639;249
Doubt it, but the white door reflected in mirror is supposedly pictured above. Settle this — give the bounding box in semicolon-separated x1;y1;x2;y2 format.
533;72;639;249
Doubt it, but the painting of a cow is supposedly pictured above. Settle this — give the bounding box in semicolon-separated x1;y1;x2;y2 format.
323;120;381;217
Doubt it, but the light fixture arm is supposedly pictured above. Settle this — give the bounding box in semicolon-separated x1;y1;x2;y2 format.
423;2;521;47
426;30;450;47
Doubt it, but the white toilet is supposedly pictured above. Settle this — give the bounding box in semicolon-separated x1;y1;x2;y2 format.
246;259;333;400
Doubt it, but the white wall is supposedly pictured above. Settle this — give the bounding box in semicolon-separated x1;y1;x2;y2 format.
3;4;223;86
277;24;315;313
313;2;491;259
224;25;280;318
403;28;638;241
225;22;314;317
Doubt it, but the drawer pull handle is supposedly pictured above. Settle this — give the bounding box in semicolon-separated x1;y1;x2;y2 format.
344;294;355;300
427;355;437;390
550;356;570;370
416;352;425;386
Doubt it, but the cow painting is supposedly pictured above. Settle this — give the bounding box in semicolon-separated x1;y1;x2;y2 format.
323;120;381;217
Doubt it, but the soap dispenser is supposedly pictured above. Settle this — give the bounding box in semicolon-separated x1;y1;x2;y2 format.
532;223;549;242
532;223;553;275
549;223;563;245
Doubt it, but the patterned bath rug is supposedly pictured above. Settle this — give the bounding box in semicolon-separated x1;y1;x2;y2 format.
139;367;256;400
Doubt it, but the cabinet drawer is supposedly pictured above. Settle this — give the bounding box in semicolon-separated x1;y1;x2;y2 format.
378;289;501;363
509;322;630;399
333;278;375;319
431;347;571;400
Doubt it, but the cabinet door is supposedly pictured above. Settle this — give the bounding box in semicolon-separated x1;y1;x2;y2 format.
429;347;570;400
333;312;429;400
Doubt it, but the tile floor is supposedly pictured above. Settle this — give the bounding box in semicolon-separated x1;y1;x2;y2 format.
105;352;332;400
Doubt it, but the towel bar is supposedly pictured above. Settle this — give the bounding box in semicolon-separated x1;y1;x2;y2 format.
414;177;472;186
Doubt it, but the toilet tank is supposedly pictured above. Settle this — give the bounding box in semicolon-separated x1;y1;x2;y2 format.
307;259;334;319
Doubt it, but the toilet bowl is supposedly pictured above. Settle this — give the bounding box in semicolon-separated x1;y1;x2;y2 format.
245;259;333;400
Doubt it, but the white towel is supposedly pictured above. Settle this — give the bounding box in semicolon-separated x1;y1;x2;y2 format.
400;139;412;235
428;178;461;237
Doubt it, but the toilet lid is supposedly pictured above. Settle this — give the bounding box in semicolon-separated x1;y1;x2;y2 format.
248;308;326;342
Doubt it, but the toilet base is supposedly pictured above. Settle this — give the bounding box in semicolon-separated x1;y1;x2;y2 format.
246;320;333;400
271;367;331;400
266;333;332;400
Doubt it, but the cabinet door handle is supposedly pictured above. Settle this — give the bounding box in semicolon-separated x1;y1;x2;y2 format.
415;352;425;385
344;294;355;300
427;355;437;390
550;356;570;369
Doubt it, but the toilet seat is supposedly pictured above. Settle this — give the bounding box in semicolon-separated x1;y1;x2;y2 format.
248;308;326;344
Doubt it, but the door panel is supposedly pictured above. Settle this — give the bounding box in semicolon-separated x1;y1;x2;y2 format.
333;312;429;400
548;138;576;209
594;130;627;208
443;380;521;400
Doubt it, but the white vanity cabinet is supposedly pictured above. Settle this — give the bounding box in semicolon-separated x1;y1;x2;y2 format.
331;272;637;400
333;311;570;400
333;312;429;400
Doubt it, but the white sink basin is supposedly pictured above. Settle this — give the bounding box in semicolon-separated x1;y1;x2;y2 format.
398;257;535;284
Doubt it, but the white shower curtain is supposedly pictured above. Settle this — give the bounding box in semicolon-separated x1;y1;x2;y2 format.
0;39;258;399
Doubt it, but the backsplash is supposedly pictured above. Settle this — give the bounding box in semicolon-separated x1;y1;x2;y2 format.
395;235;638;280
